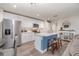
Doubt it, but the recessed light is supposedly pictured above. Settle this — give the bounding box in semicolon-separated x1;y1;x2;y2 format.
48;18;50;20
30;3;37;5
13;5;16;8
36;14;39;16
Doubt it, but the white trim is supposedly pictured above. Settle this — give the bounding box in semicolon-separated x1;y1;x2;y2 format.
35;47;47;54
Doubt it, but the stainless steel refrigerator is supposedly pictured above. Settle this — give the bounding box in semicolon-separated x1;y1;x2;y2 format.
2;19;21;49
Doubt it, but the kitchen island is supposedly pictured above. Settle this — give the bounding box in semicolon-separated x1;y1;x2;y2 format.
35;33;58;54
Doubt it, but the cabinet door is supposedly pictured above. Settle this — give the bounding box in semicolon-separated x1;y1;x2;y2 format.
22;32;34;44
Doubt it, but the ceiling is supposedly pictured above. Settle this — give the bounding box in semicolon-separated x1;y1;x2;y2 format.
0;3;79;21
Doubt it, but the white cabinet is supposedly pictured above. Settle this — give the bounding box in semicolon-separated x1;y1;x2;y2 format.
59;30;75;41
21;32;35;44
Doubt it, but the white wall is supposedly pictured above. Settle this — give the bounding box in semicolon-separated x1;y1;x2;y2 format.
3;12;79;37
3;12;45;32
51;22;58;33
57;16;79;34
43;21;52;33
3;12;52;44
0;9;3;45
3;12;52;33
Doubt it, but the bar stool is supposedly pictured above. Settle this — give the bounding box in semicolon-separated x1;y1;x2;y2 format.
47;39;54;51
57;38;62;48
51;39;62;54
51;40;58;54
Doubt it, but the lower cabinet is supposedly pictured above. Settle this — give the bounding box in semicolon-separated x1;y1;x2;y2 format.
21;32;35;44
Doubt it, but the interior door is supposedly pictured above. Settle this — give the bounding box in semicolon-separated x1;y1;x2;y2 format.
14;20;21;46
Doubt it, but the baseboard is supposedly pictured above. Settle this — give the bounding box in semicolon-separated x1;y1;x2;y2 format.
35;47;47;54
21;40;35;46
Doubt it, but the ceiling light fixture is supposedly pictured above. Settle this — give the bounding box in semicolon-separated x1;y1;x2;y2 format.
48;18;50;20
30;3;36;5
13;5;16;8
36;14;39;16
30;3;39;6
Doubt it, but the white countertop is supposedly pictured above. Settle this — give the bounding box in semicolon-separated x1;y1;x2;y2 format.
36;33;57;36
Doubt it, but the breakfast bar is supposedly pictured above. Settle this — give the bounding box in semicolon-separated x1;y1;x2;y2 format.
35;33;58;54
